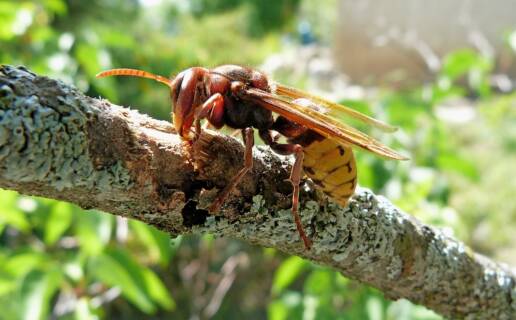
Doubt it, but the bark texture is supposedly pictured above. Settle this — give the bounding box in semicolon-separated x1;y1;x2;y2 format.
0;65;515;319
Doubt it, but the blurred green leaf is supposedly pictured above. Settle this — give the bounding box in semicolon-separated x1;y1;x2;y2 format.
75;43;117;100
19;268;62;320
508;29;516;52
387;299;442;320
272;256;307;294
303;269;332;296
140;263;175;310
268;299;289;320
437;153;479;181
44;201;73;245
42;0;67;15
0;272;16;296
74;298;100;320
4;252;50;278
366;296;384;320
0;191;31;233
439;49;493;98
0;2;32;40
269;291;303;320
441;49;491;81
75;43;101;77
89;248;174;313
129;220;172;267
89;251;156;314
75;210;113;256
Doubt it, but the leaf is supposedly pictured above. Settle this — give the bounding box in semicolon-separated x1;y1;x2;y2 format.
140;265;175;310
509;30;516;52
42;0;67;15
441;49;485;80
303;269;333;296
75;210;113;256
0;191;31;233
272;256;307;295
268;300;289;320
88;252;155;314
387;299;443;320
107;249;174;311
366;296;384;320
75;43;117;101
74;298;100;320
88;248;174;313
4;252;49;277
0;2;21;40
19;269;62;320
437;153;479;181
44;201;73;245
129;220;172;267
0;272;16;296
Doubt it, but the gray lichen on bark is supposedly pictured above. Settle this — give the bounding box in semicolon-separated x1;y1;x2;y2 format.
0;67;132;191
0;65;515;319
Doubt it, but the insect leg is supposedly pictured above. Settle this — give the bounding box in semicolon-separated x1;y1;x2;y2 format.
195;93;225;139
289;146;312;250
209;127;254;213
259;130;312;250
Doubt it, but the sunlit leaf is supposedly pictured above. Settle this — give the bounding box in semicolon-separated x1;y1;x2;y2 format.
437;153;479;181
19;269;62;320
88;251;156;314
267;300;289;320
140;264;175;310
88;248;174;313
272;256;307;294
0;191;31;232
387;299;442;320
4;252;50;277
42;0;67;15
441;49;488;80
0;272;16;296
75;210;113;256
366;296;384;320
44;201;73;245
75;43;117;100
74;298;99;320
129;220;172;267
303;269;332;296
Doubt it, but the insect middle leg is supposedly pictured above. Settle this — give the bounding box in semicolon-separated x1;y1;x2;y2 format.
259;130;312;249
209;127;254;213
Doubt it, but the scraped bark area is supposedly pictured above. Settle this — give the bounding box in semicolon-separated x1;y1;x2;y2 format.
0;65;514;319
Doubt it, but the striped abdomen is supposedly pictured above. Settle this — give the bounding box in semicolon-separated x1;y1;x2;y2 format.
302;138;357;206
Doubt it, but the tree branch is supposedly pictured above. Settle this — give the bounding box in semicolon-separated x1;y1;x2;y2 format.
0;65;514;319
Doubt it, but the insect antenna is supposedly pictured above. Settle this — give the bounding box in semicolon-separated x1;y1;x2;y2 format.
96;68;173;88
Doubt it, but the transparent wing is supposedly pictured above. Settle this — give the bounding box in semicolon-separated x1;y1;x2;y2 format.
243;88;408;160
274;83;398;132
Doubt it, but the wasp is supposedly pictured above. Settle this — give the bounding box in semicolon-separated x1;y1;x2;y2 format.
97;65;408;249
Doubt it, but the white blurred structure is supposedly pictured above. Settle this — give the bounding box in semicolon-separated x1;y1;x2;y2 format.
334;0;516;84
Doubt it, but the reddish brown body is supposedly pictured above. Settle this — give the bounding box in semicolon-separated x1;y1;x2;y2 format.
168;65;319;248
97;64;407;249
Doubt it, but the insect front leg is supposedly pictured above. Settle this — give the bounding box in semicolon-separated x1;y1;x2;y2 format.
195;93;225;139
259;130;312;250
209;127;254;213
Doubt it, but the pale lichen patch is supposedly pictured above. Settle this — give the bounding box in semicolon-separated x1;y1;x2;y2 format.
0;66;133;193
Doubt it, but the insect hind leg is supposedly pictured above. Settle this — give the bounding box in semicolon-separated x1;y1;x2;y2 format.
259;129;312;250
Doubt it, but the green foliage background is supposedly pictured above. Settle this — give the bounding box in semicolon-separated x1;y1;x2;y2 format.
1;0;515;319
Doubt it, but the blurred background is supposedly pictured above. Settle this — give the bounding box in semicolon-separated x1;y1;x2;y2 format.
1;0;515;319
